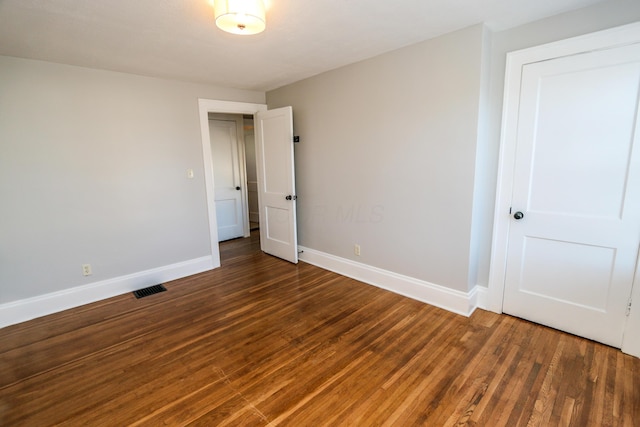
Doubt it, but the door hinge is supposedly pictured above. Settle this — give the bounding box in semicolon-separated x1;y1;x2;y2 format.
626;298;633;316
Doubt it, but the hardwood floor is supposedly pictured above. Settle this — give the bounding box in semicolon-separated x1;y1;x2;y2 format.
0;231;638;426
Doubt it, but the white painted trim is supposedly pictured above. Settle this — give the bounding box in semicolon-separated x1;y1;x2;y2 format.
0;256;214;329
475;286;489;311
198;99;268;266
488;22;640;357
299;246;480;317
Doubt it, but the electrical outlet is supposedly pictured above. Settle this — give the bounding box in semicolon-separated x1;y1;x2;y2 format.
187;169;194;179
354;244;361;256
82;264;92;276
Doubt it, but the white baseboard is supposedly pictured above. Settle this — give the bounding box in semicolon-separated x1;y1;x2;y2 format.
299;246;482;317
0;256;214;329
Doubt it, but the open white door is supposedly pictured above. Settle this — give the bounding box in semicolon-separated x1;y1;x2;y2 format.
255;107;298;263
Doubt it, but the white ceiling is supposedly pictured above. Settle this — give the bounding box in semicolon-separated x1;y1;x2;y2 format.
0;0;606;91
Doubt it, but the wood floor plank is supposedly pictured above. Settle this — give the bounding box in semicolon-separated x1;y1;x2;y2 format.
0;231;638;426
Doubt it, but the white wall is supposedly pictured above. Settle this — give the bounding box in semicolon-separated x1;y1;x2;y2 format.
0;56;264;309
268;25;487;293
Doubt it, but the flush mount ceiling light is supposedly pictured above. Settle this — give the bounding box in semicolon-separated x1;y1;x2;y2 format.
214;0;266;35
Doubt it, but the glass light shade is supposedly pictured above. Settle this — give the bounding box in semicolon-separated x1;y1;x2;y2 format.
214;0;266;35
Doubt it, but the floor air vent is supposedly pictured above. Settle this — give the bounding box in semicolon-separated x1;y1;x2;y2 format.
133;284;167;299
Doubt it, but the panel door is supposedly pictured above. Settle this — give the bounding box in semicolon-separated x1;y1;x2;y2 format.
255;107;298;263
504;42;640;347
209;119;244;242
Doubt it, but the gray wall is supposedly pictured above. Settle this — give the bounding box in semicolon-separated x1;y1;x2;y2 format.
268;25;487;292
268;0;640;294
0;56;264;303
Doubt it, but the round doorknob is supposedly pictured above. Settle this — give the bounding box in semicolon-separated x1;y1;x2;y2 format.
513;211;524;220
235;186;241;190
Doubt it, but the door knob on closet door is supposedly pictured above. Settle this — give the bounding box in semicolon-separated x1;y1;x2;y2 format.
235;186;241;190
513;211;524;220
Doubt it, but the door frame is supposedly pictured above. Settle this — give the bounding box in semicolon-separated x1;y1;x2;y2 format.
487;22;640;357
198;99;267;268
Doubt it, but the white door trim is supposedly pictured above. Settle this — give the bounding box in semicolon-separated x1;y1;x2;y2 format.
198;99;268;268
488;22;640;357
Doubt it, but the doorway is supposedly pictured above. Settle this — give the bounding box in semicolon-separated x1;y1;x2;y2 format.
208;113;259;242
198;99;268;269
208;113;246;242
199;100;299;267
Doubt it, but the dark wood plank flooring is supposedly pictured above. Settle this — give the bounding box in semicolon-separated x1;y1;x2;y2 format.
0;231;638;426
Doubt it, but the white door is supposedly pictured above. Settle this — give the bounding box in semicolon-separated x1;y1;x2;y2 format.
209;118;244;242
255;107;298;263
502;42;640;347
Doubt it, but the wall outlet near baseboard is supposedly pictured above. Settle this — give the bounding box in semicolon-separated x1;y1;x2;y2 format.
82;264;92;276
354;244;361;256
